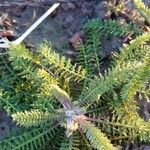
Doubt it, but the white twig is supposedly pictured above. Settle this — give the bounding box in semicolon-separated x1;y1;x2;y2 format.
0;3;60;48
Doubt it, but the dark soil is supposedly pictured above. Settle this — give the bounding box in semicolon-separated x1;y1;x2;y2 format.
0;0;150;149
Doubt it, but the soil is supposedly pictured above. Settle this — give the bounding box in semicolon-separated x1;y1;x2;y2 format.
0;0;150;149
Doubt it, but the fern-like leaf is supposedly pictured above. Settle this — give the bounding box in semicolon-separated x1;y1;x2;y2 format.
77;19;132;76
121;52;150;102
9;45;41;82
115;32;150;65
38;43;86;82
89;112;150;143
79;32;150;107
84;19;131;37
79;61;141;107
0;125;57;150
60;132;80;150
12;110;58;127
133;0;150;24
79;120;116;150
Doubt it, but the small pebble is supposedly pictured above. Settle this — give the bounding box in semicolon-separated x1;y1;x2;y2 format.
12;19;17;24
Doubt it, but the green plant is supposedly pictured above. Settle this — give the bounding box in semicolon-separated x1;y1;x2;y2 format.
0;44;116;150
76;19;133;77
0;2;150;150
133;0;150;25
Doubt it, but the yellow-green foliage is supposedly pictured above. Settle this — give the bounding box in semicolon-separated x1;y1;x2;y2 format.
12;110;58;127
0;2;150;150
38;43;86;82
121;51;150;102
80;121;116;150
133;0;150;24
79;31;150;107
10;43;86;85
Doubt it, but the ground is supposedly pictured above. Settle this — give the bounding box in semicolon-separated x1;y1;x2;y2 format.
0;0;150;149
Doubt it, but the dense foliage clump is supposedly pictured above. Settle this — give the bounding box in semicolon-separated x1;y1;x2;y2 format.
0;0;150;149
